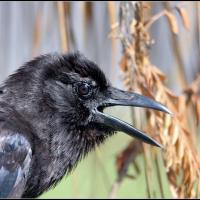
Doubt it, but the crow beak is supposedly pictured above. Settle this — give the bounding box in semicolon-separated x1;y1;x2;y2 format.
93;87;172;148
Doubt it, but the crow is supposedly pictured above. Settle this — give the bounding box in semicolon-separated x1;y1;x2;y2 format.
0;52;171;198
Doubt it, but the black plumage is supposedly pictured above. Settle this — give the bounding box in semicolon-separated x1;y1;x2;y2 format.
0;52;171;198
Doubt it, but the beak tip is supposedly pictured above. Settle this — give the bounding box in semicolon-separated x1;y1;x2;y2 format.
153;141;164;149
165;108;173;116
159;144;165;149
158;104;173;116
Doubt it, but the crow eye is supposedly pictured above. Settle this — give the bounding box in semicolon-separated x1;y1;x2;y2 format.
76;82;92;98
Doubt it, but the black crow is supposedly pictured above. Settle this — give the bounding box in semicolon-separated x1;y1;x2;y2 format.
0;52;171;198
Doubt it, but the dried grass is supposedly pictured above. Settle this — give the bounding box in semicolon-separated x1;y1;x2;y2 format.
57;1;69;52
109;2;200;198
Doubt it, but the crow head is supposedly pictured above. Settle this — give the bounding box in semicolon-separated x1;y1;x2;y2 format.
3;52;171;148
1;52;172;173
0;52;172;195
22;52;169;148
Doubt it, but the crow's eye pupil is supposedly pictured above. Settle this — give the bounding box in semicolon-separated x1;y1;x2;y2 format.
78;83;90;96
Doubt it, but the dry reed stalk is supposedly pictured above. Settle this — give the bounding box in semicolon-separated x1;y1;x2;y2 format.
108;1;117;48
57;1;69;52
107;1;120;85
109;1;200;198
32;10;43;57
198;2;200;78
81;2;93;51
155;154;165;198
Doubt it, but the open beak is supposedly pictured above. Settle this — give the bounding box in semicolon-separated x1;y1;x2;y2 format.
92;87;172;148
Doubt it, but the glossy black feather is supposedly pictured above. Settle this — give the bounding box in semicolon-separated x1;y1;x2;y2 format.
0;52;111;198
0;133;32;198
0;103;32;198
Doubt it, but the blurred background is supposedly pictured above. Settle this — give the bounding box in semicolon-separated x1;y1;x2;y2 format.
0;1;200;198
